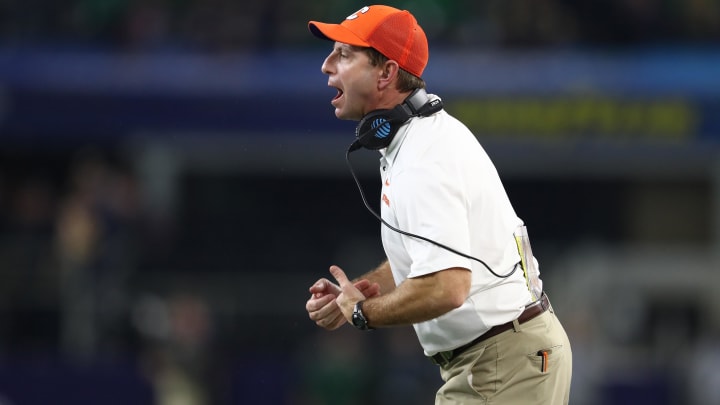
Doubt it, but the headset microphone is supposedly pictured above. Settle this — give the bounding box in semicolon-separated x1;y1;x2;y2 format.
344;90;517;279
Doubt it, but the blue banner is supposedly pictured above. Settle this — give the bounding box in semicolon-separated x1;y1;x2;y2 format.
0;48;718;144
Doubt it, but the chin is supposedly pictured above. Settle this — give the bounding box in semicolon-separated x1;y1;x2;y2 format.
336;108;364;121
334;110;355;121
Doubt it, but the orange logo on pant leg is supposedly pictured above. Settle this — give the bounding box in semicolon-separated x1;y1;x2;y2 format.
382;194;390;206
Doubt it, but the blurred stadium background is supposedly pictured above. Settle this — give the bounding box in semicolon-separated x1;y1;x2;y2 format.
0;0;719;404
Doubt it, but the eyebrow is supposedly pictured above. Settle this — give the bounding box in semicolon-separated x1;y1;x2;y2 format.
334;43;355;52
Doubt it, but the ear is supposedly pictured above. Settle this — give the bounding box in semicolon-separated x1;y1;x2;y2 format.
377;60;400;91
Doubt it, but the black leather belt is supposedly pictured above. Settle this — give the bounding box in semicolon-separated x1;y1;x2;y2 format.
430;293;550;366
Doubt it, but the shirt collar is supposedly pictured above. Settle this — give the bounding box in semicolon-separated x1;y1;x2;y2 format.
377;93;441;164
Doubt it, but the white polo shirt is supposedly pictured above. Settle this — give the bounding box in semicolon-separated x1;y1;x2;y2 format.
378;106;535;356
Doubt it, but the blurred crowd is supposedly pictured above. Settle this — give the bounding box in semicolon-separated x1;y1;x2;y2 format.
0;149;139;355
0;0;719;51
0;147;442;404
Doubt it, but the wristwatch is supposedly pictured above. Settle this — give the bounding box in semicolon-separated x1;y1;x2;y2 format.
352;300;373;330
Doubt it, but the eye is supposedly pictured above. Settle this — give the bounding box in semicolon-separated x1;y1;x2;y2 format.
334;46;351;59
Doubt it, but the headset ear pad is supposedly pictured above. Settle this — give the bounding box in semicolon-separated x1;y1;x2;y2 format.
355;105;411;150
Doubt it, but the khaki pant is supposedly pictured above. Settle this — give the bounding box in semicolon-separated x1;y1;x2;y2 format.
435;308;572;404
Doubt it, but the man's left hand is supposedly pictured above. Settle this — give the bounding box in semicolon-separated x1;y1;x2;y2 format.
329;265;368;322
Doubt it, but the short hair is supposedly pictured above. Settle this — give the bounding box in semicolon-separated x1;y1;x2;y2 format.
359;46;426;93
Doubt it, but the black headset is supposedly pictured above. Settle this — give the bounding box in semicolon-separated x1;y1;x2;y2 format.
351;88;444;151
345;89;517;279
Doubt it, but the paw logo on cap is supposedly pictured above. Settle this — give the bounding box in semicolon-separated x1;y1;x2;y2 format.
346;6;370;20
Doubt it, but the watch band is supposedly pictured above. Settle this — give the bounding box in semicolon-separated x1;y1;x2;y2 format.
352;300;372;330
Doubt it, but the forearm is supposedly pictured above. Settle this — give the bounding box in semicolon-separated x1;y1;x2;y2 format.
362;267;470;327
354;259;396;295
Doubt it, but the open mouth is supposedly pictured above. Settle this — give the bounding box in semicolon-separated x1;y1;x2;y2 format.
332;88;344;102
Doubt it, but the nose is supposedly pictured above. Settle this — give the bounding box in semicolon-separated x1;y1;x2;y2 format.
321;54;333;75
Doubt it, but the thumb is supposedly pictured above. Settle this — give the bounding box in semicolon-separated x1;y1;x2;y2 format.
329;265;351;288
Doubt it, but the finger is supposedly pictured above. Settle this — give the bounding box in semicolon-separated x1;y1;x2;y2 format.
329;265;351;288
354;279;381;298
309;278;340;296
308;294;340;319
306;293;336;313
318;309;346;330
353;278;381;296
360;282;381;298
308;298;345;329
308;279;328;294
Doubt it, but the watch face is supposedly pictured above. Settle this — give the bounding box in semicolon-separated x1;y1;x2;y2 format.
352;313;364;328
352;302;369;330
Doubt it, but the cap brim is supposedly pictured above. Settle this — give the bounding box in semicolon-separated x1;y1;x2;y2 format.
308;21;371;47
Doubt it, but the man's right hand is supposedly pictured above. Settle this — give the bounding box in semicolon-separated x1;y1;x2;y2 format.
306;268;380;330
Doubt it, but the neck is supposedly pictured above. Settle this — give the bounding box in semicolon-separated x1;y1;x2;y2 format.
369;88;412;113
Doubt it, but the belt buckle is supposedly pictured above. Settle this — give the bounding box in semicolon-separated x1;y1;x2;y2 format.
430;350;454;366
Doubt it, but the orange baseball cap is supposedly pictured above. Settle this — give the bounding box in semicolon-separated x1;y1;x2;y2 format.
308;5;429;77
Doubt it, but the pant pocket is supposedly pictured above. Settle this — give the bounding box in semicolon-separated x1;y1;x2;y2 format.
529;344;564;374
